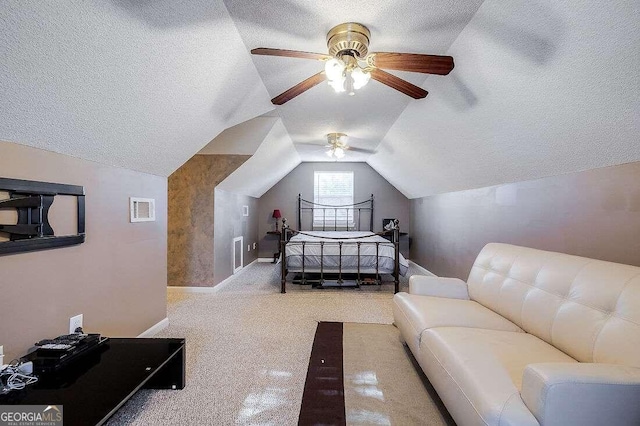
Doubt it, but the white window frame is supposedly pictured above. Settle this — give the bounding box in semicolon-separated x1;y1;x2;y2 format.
313;171;355;228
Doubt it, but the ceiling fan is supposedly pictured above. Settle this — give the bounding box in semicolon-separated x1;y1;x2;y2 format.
299;133;375;159
251;22;454;105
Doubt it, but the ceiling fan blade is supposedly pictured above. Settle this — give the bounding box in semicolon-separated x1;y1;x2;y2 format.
251;48;332;61
347;146;376;154
271;71;326;105
294;142;331;148
370;52;454;75
370;69;428;99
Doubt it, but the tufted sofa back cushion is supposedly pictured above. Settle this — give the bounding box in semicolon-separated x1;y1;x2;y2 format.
467;243;640;367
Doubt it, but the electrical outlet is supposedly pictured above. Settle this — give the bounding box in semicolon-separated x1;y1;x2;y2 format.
69;314;83;334
253;242;256;249
247;244;250;252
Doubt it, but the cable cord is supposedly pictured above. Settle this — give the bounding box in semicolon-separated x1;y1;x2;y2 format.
0;360;38;394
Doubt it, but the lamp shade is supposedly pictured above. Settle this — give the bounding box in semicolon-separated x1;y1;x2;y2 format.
272;209;282;219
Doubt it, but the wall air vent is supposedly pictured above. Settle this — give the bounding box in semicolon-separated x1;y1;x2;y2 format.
233;236;243;274
130;197;155;223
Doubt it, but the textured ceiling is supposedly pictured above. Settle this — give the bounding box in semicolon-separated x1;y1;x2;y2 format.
216;119;301;198
0;0;273;176
2;0;638;198
224;0;485;162
198;116;279;155
367;0;640;198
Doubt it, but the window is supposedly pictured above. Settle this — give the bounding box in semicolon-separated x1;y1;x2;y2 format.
313;171;354;227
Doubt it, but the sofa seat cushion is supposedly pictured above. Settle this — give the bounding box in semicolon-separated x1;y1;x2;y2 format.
393;292;523;354
418;327;577;426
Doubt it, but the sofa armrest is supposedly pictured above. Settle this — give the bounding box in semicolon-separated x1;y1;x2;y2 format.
521;363;640;426
408;275;469;299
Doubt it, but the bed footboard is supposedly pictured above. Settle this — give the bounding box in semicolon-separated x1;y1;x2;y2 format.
280;225;401;294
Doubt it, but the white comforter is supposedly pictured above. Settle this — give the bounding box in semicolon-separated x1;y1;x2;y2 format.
285;231;408;276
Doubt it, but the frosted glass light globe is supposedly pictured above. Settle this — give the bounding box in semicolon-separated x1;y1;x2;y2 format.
324;58;345;81
328;76;346;93
352;67;371;90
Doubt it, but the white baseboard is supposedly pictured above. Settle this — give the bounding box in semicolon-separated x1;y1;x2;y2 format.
258;257;275;263
168;286;219;293
168;259;258;294
408;260;437;277
138;317;169;337
230;258;257;275
215;258;257;291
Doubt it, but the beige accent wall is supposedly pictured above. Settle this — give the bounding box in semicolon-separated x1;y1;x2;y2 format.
168;154;250;286
410;162;640;280
0;141;167;361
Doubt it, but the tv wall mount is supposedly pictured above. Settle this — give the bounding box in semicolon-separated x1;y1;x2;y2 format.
0;177;85;255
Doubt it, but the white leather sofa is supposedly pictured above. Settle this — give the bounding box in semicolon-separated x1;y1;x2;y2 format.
393;243;640;426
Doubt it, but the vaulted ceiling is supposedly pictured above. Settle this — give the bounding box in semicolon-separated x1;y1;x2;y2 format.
368;0;640;197
224;0;484;162
1;0;638;199
0;0;274;176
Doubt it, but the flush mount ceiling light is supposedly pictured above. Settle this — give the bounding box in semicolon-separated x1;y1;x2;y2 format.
251;22;454;104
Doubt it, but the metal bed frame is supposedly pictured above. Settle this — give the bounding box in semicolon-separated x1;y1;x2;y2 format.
280;194;401;294
298;193;374;232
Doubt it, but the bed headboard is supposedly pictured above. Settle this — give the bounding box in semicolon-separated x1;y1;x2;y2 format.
297;193;374;232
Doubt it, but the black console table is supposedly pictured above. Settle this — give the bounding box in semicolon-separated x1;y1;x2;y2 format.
0;338;185;426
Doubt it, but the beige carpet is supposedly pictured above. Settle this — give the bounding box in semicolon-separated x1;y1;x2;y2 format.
106;262;452;425
343;323;454;426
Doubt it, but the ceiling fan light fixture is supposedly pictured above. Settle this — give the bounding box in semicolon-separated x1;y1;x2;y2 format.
326;23;371;58
325;53;370;95
252;21;454;104
327;132;347;145
324;58;345;80
345;73;355;96
328;77;346;93
327;64;369;95
351;67;371;90
326;132;348;159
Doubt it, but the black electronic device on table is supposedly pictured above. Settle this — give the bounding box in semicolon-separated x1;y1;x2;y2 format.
2;338;185;426
24;333;109;373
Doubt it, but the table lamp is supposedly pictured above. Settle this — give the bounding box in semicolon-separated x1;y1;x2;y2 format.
272;209;282;231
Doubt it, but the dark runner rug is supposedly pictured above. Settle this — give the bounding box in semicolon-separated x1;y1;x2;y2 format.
299;322;455;426
299;321;346;425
